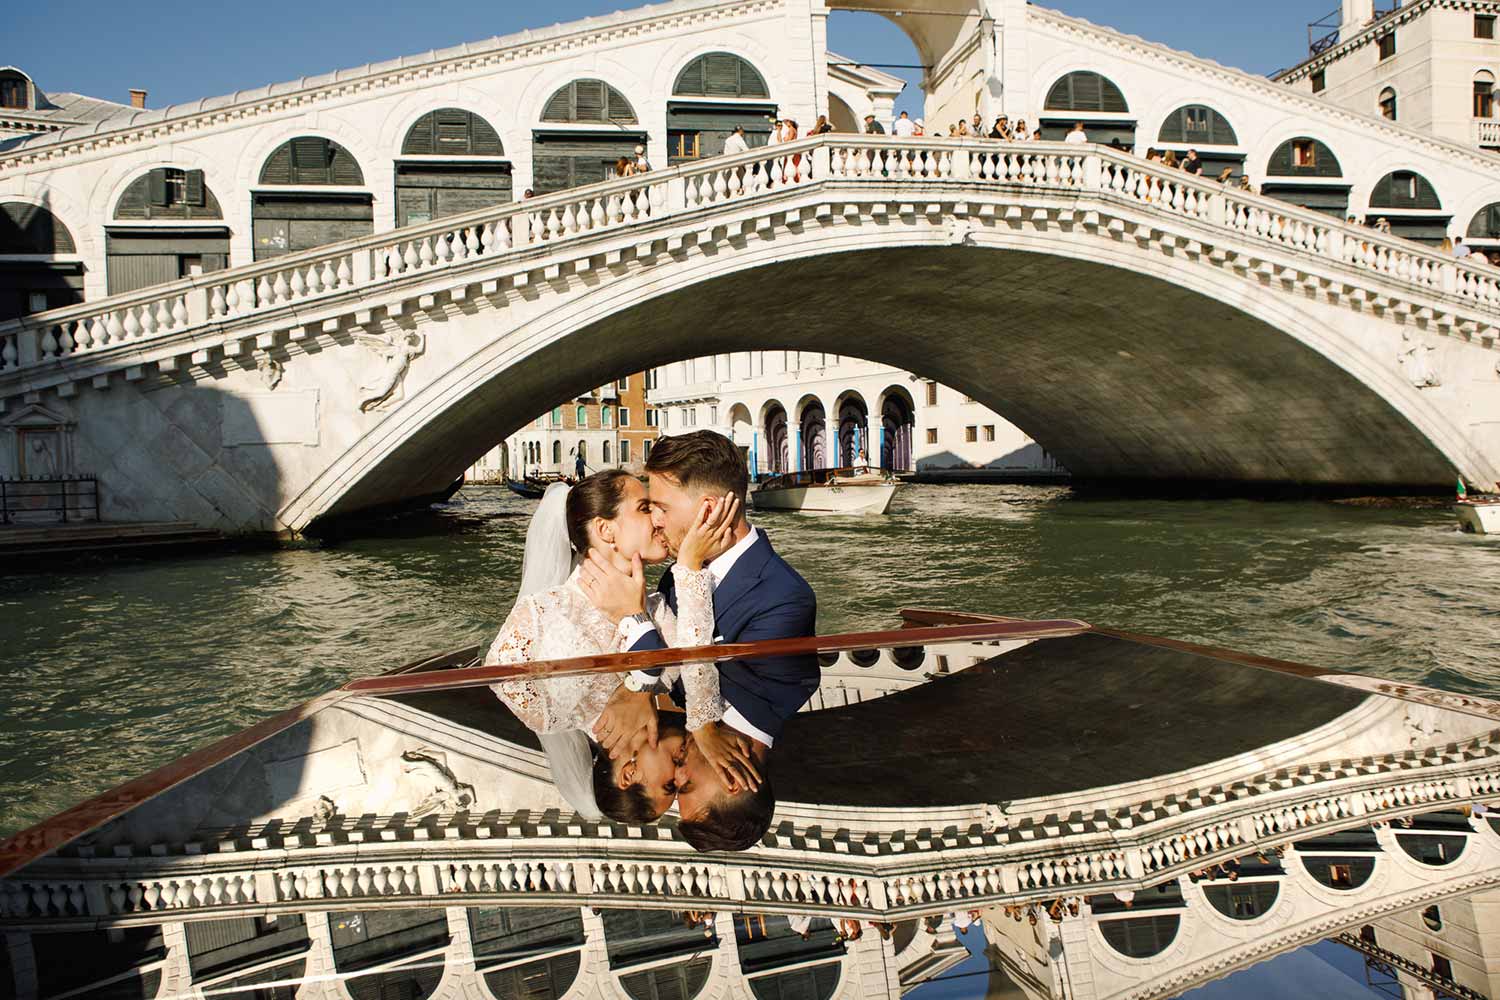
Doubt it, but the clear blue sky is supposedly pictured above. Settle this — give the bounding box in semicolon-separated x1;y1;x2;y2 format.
9;1;1323;118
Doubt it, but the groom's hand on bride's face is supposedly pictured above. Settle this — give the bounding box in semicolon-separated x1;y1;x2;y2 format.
579;549;647;624
594;684;658;759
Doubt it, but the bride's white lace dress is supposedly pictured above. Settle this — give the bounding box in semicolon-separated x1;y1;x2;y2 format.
483;563;722;733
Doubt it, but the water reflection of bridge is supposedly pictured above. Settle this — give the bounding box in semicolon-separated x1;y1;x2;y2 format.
5;621;1500;997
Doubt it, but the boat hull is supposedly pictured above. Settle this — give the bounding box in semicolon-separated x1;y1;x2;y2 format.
752;483;897;515
1455;501;1500;533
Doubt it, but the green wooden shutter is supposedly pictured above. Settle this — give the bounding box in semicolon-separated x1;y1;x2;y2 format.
542;86;573;121
403;112;435;154
330;144;364;185
606;84;638;123
148;168;169;207
435;109;470;151
185;169;205;206
704;53;742;97
575;81;605;122
471;114;503;155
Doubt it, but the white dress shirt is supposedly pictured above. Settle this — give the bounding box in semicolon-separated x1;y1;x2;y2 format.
723;133;749;156
1064;128;1089;144
892;117;916;137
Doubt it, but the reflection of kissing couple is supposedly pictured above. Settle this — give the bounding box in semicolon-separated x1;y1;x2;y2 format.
482;431;818;851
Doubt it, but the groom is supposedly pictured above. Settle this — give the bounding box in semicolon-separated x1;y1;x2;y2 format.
584;430;819;851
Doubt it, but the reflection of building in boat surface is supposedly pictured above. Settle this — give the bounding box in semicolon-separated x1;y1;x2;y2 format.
7;621;1500;999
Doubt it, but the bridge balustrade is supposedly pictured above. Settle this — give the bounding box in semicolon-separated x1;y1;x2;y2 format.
4;134;1500;380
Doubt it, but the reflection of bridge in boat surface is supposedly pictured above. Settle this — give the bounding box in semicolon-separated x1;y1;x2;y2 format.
5;614;1500;998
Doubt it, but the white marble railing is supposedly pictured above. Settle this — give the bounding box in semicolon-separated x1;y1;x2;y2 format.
1476;119;1500;147
4;134;1500;380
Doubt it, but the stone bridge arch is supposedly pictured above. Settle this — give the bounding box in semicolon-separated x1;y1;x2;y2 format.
283;225;1475;531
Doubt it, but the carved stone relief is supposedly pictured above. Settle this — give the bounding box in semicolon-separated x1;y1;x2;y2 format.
356;331;425;412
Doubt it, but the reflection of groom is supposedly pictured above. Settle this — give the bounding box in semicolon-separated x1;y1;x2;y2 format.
586;431;818;851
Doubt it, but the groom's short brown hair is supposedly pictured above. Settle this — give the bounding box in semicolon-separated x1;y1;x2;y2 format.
645;431;748;505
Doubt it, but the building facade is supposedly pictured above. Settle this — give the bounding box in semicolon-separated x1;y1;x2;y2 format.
467;372;658;482
646;352;1064;479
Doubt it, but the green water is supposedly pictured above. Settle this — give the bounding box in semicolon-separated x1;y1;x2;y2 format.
1;484;1496;837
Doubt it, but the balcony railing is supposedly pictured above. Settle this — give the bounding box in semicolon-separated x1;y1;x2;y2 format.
1475;119;1500;147
5;134;1500;384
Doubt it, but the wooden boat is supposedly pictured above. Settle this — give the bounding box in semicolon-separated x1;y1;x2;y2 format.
4;612;1499;1000
1455;496;1500;533
505;473;571;500
751;466;899;515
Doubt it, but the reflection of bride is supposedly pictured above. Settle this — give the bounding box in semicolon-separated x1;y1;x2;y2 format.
483;471;732;822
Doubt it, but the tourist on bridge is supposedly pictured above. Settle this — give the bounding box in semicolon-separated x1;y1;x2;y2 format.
971;113;985;137
1182;149;1204;175
989;115;1011;139
723;126;749;156
863;113;884;134
766;118;783;145
1016;119;1034;141
808;114;834;136
892;110;916;137
1065;121;1088;144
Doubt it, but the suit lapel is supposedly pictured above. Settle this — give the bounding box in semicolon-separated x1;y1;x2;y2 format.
711;532;774;634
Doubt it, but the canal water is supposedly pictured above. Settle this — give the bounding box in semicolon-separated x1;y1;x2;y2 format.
1;484;1496;838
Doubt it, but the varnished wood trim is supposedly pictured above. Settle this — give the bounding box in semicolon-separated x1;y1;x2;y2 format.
341;619;1094;696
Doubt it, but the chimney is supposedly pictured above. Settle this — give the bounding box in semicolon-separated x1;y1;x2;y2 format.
1341;0;1376;39
128;88;147;109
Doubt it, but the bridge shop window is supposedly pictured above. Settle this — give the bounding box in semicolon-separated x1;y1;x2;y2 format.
667;53;776;163
30;925;166;1000
107;167;229;294
533;80;647;195
1262;137;1348;218
469;907;584;999
1157;104;1242;178
1368;169;1448;244
1204;882;1280;920
396;109;512;227
0;201;84;321
1039;71;1134;147
330;909;449;998
253;137;373;260
185;915;310;981
1465;202;1500;250
1098;915;1180;958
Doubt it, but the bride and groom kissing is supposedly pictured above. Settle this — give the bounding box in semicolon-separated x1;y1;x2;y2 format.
482;431;818;852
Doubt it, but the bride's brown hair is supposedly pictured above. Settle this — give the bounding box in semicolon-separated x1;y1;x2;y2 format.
566;469;633;553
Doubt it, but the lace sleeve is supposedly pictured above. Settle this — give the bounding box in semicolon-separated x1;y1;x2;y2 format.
652;566;723;731
483;596;548;732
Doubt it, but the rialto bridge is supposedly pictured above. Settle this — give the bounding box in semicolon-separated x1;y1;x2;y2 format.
6;628;1500;1000
3;0;1500;530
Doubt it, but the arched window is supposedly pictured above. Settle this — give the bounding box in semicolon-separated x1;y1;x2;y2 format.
0;202;76;254
1044;71;1128;112
1396;833;1468;866
576;405;588;426
471;907;584;999
1267;137;1342;177
0;69;32;110
749;963;841;1000
402;109;504;155
1423;905;1443;931
552;441;562;465
1475;71;1495;118
673;52;769;98
601;405;613;428
1158;105;1237;145
1467;202;1500;240
577;441;587;464
1369;170;1441;209
1204;883;1279;920
621;959;713;1000
1379;87;1398;120
603;440;612;464
541;79;638;124
114;168;223;221
258;136;364;185
1099;916;1179;958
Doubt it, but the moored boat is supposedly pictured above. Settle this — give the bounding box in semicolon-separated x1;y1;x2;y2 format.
1455;497;1500;533
751;466;899;515
505;473;571;500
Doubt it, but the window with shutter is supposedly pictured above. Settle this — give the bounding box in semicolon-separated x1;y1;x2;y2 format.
148;168;169;207
402;113;436;154
185;169;205;206
673;53;769;98
0;202;76;254
1370;169;1440;209
1044;71;1128;112
541;80;638;124
1465;202;1500;239
575;81;606;121
1158;105;1238;145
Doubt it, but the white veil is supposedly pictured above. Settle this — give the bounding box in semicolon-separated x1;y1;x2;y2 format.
515;481;603;820
518;482;577;597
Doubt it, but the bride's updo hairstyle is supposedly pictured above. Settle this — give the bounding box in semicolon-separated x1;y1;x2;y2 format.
565;470;633;553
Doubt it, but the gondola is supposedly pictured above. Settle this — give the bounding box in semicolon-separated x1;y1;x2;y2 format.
505;473;572;500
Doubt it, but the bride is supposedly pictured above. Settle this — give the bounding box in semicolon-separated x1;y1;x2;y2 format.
483;469;736;823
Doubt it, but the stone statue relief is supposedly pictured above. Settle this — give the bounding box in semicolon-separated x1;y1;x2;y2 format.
1399;330;1441;388
356;331;425;412
257;356;285;391
400;747;476;818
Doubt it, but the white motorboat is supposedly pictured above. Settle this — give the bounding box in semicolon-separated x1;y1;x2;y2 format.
751;466;899;515
1455;497;1500;533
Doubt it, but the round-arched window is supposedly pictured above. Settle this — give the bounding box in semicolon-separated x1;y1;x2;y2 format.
1379;87;1398;120
541;79;638;125
1099;915;1179;958
674;52;769;99
1157;105;1237;145
1045;71;1128;112
402;108;504;156
259;136;364;185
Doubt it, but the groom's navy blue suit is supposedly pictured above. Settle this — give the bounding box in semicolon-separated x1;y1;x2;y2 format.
629;530;818;742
